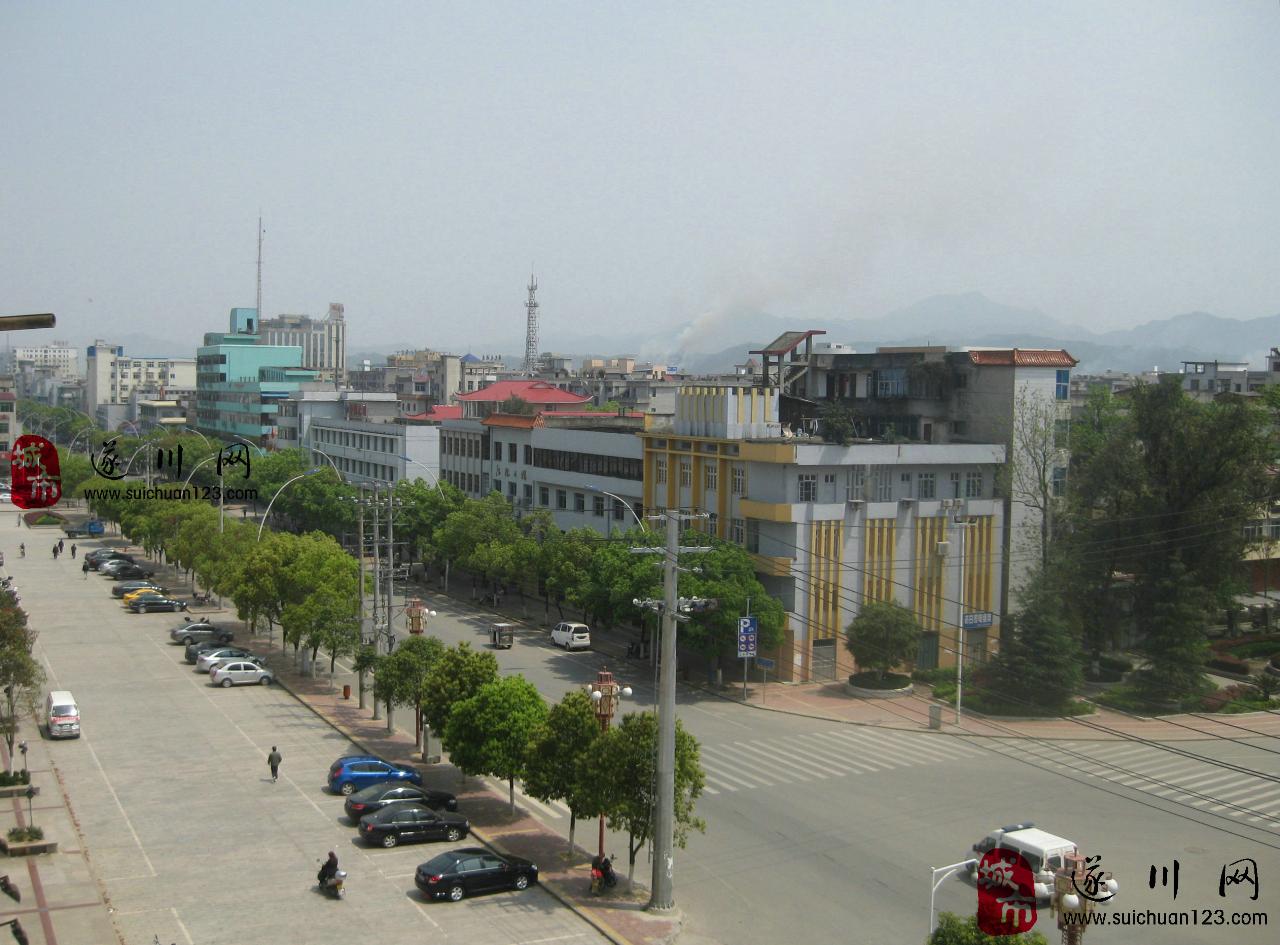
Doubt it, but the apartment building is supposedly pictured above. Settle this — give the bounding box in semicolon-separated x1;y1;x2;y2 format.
85;341;196;416
258;304;347;385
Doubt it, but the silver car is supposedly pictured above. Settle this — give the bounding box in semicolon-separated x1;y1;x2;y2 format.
196;647;264;674
210;661;274;688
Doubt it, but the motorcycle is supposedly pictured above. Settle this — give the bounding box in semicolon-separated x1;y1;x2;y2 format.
318;869;347;899
590;855;617;895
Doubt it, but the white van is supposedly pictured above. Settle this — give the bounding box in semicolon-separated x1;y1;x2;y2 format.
46;690;80;739
967;822;1077;902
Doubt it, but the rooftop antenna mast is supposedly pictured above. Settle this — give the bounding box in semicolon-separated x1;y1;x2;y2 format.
523;269;539;375
255;214;265;321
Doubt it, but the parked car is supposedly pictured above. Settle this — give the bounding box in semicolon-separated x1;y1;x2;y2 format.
344;782;459;820
99;559;137;577
87;550;132;570
111;580;168;599
123;587;168;604
127;593;188;613
358;804;469;848
210;660;273;687
109;563;156;581
196;647;265;673
415;848;539;901
169;620;233;646
551;621;592;650
328;755;423;796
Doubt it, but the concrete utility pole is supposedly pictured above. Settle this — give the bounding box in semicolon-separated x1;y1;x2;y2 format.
371;483;382;721
356;486;368;710
385;484;398;734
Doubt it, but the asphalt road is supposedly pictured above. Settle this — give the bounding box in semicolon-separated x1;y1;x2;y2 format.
11;535;612;945
394;583;1280;945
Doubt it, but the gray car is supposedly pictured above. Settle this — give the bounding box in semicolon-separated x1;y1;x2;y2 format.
196;647;265;674
168;620;234;647
210;661;273;687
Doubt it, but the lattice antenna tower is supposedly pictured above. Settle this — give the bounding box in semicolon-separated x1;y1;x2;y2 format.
255;214;265;322
523;270;539;374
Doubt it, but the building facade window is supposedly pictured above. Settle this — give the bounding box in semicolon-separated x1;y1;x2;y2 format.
705;464;718;491
613;499;625;521
746;519;759;553
900;472;913;498
798;473;817;502
523;444;532;464
523;484;533;505
1055;369;1070;401
847;466;865;501
539;486;549;506
873;467;892;501
556;489;567;509
708;511;719;535
593;495;605;517
655;458;667;484
574;492;585;512
508;481;517;499
917;472;936;500
508;442;517;463
679;462;691;487
1051;466;1067;498
731;464;745;495
964;471;983;498
730;517;746;544
492;440;501;460
949;471;962;498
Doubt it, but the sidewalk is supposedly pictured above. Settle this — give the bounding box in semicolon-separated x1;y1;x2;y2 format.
236;621;683;945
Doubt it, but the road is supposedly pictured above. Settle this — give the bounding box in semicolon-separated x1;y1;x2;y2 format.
11;535;613;945
396;583;1280;945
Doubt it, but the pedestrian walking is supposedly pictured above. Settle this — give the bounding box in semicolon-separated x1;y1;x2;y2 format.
52;544;58;560
267;746;282;782
70;543;77;559
82;560;89;580
57;538;64;553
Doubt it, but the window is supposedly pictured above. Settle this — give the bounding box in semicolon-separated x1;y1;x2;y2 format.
613;499;625;521
679;462;691;487
900;473;913;498
539;486;549;506
1244;521;1264;541
655;458;667;484
847;467;865;501
798;473;817;502
1051;466;1067;498
492;440;501;460
557;489;567;510
508;482;518;499
731;464;745;495
705;464;718;491
523;445;532;464
508;442;517;463
1054;418;1070;449
874;467;892;501
917;472;936;500
523;484;533;504
746;519;759;553
574;493;585;513
964;471;983;498
727;517;745;544
708;512;719;535
593;495;605;517
951;420;968;437
875;368;908;398
949;471;962;498
1055;369;1070;401
1270;521;1280;541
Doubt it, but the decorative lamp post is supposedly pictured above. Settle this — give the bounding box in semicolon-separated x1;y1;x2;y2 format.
588;669;632;859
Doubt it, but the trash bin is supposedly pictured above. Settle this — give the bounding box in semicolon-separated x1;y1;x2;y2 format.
929;704;943;730
342;684;351;700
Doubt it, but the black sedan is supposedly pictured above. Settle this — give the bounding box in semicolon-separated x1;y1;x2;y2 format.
358;805;469;848
87;551;133;571
110;563;157;581
415;848;538;901
344;783;459;820
127;594;188;613
112;580;169;599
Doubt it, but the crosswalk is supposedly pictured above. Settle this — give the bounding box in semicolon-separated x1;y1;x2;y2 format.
1001;739;1280;831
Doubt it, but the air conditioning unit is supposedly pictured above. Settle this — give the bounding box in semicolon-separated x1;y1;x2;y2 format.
935;540;951;557
940;498;954;510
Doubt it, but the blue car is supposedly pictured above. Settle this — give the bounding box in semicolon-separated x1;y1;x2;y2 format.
328;755;423;796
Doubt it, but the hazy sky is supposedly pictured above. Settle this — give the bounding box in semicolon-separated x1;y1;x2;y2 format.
3;1;1279;357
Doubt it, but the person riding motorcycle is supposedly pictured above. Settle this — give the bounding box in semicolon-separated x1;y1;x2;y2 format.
317;851;339;887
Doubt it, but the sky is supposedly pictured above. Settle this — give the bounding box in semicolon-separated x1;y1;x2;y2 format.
3;1;1279;358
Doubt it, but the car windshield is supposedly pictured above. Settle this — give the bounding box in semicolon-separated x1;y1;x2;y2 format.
52;705;75;716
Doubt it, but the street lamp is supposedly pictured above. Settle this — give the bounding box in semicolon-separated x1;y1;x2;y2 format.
226;433;267;457
929;859;977;937
583;484;645;530
182;453;229;534
398;455;445;493
175;425;212;448
588;669;632;861
256;468;322;541
311;447;342;478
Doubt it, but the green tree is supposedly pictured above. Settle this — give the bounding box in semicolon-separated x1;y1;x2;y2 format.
374;635;446;751
499;395;537;415
421;642;499;745
0;601;43;773
542;528;598;621
817;401;859;445
1131;557;1213;708
443;675;547;816
524;691;602;858
844;600;921;681
583;711;705;890
677;535;786;670
927;913;1047;945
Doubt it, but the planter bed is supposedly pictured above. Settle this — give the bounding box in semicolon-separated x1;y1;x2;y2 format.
0;784;37;799
0;837;56;857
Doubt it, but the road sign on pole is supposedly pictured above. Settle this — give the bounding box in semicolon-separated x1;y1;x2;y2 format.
737;616;758;658
962;611;994;629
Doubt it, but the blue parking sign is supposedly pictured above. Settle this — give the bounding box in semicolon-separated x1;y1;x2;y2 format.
737;616;758;658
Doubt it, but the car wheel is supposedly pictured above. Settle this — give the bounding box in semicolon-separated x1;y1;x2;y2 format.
382;833;398;848
139;604;148;613
180;602;188;611
445;827;462;842
183;636;194;646
340;782;357;796
448;884;465;902
220;678;233;688
514;874;529;890
259;675;271;686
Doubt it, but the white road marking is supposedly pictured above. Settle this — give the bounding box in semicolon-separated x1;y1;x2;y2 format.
83;738;156;877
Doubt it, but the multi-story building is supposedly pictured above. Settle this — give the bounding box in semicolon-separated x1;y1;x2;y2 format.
641;384;1007;683
460;354;505;393
258;304;347;385
0;375;17;467
85;341;196;421
195;308;314;447
308;415;439;486
0;341;78;378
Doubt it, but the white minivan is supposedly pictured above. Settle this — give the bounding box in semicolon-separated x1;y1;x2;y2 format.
46;690;81;739
551;622;592;650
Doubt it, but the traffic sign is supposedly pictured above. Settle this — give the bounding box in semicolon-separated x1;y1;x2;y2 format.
962;611;994;629
755;656;776;670
737;616;758;658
